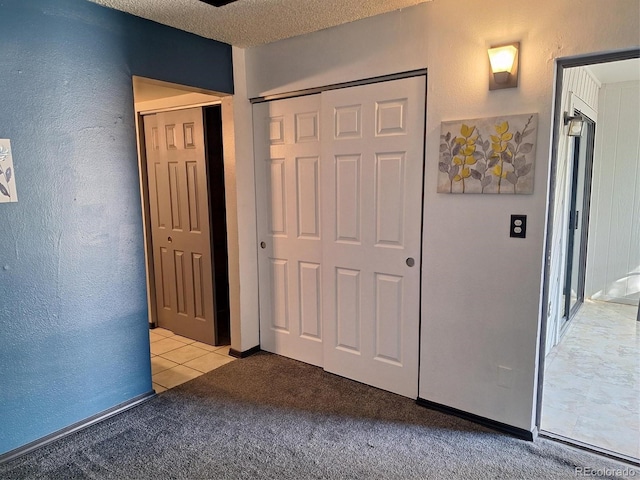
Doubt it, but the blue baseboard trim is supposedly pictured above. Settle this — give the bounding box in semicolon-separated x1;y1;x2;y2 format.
0;391;156;464
416;397;534;441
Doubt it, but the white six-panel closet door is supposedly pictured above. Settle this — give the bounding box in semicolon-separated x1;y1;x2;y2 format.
320;77;425;398
254;76;425;398
254;95;324;367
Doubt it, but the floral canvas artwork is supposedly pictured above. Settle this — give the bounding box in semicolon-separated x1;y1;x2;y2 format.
438;113;538;194
0;139;18;203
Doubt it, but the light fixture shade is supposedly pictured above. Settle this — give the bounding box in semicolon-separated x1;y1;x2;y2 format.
488;42;520;90
488;45;518;74
564;113;585;137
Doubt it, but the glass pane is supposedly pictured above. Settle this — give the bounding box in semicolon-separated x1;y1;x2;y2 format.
569;131;588;313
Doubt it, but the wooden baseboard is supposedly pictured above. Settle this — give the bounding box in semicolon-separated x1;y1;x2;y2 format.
229;345;261;358
0;391;155;465
416;397;534;441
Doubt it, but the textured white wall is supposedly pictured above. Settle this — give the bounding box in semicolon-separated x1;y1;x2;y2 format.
586;81;640;305
230;46;261;352
220;96;243;350
236;0;640;431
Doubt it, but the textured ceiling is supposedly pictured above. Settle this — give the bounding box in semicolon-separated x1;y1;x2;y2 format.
89;0;431;48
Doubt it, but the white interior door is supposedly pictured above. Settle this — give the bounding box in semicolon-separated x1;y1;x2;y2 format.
254;95;324;366
254;76;425;397
320;77;425;398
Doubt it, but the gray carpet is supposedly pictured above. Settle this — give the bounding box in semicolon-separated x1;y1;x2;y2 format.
1;352;637;479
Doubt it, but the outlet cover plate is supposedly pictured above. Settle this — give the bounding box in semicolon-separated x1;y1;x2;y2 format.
510;214;527;238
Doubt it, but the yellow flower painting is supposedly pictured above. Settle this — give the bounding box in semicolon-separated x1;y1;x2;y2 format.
438;113;537;194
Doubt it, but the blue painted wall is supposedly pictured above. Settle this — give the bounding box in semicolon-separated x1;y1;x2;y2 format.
0;0;233;455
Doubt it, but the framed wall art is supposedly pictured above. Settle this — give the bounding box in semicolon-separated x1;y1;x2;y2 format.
0;139;18;203
438;113;538;194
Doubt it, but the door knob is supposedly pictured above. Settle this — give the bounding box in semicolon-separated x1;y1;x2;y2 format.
406;257;415;267
260;241;266;249
168;236;173;243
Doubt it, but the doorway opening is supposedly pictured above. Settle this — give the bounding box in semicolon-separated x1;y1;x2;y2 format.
132;77;238;392
538;51;640;463
560;110;595;332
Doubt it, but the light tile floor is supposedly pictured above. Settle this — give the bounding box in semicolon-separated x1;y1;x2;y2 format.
149;327;235;393
541;300;640;460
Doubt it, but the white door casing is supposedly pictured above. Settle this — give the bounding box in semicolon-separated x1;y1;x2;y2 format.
254;76;426;397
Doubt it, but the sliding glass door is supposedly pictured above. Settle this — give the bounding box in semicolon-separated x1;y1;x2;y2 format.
562;114;595;331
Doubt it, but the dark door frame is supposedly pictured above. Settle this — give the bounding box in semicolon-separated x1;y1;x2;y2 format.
535;48;640;434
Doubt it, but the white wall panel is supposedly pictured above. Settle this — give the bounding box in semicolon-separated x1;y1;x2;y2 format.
586;81;640;305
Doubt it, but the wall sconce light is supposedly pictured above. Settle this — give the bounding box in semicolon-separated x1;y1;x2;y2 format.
488;42;520;90
564;112;585;137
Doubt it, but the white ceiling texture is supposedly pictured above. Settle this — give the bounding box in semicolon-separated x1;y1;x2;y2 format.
95;0;637;99
89;0;432;47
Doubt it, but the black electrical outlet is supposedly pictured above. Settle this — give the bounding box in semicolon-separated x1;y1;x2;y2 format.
510;214;527;238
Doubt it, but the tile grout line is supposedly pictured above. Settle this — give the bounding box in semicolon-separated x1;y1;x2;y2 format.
541;300;639;460
150;328;235;391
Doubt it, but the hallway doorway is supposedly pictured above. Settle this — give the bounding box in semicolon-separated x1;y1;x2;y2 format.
132;77;241;389
133;77;233;344
539;52;640;463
